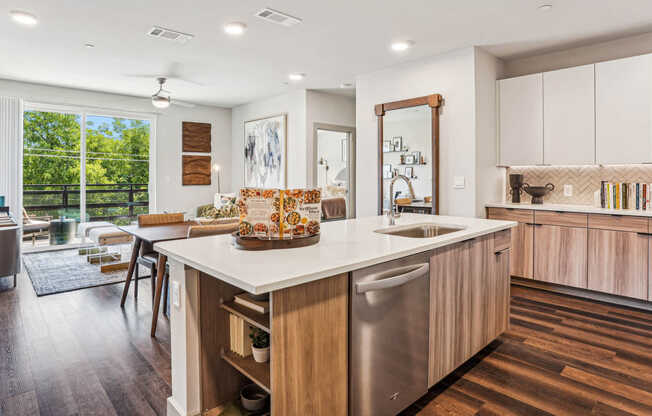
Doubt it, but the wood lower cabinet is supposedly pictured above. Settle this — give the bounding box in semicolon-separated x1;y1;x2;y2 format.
511;222;534;278
428;233;510;386
486;208;533;278
588;229;648;300
534;224;587;289
272;274;348;415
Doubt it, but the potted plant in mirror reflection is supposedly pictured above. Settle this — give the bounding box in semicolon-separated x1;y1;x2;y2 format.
250;327;270;363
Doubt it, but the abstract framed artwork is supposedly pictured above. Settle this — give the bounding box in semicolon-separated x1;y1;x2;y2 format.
244;114;287;188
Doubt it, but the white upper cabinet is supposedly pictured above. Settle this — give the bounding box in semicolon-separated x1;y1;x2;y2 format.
543;65;595;165
498;73;543;166
596;54;652;164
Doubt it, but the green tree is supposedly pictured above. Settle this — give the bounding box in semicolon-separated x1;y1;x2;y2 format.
23;111;150;222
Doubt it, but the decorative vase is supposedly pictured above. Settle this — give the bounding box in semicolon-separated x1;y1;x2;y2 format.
240;384;268;411
252;345;270;363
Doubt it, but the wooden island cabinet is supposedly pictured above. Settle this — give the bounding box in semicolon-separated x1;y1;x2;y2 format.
156;214;514;416
429;232;510;386
487;206;652;305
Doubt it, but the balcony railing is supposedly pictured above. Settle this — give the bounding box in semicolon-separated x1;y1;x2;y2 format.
23;183;149;223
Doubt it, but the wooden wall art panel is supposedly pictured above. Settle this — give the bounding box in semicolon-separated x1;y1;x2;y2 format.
182;121;212;152
183;155;211;185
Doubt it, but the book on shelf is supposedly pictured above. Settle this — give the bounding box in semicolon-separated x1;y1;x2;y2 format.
229;314;253;357
234;293;270;314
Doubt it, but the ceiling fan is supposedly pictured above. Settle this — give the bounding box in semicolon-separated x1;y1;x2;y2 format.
150;77;195;109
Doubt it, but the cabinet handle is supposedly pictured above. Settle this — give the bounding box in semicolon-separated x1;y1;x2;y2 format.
525;222;542;226
494;248;509;256
637;232;652;236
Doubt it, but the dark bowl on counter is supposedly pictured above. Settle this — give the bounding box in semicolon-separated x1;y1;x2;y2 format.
523;183;555;204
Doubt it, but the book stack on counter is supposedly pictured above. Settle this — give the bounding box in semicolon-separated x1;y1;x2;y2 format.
600;181;652;210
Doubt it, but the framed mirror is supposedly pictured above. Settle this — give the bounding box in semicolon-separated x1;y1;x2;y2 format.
376;94;442;215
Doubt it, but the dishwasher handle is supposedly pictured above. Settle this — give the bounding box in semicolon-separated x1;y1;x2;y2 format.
356;262;429;294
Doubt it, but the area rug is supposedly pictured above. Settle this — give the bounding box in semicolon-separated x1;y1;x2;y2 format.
22;248;145;296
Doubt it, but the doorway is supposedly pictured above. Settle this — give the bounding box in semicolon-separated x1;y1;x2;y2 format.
313;123;356;219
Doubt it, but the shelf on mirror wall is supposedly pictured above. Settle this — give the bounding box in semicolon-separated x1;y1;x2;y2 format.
383;147;409;153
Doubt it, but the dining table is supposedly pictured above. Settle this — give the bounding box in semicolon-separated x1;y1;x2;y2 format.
118;221;197;337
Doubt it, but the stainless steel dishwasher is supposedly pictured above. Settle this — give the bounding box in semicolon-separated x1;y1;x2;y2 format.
350;252;430;416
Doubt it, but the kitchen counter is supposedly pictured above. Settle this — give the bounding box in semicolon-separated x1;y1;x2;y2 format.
161;213;515;416
155;213;515;294
486;201;652;217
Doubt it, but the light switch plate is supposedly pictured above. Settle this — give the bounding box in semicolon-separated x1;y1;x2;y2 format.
172;281;180;308
564;184;573;197
454;176;465;189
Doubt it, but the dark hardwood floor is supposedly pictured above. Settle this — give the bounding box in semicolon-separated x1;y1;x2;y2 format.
404;285;652;416
0;272;171;416
2;272;651;416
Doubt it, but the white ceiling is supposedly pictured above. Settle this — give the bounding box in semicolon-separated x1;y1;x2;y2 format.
2;0;652;108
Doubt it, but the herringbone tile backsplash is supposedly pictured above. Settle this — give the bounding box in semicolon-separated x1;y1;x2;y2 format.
506;165;652;205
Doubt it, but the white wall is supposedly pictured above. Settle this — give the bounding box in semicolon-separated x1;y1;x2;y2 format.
230;89;355;191
306;91;356;186
231;90;307;190
0;78;231;215
356;47;477;217
503;32;652;78
474;48;506;217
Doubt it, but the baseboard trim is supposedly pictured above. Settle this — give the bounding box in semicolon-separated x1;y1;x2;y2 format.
167;397;200;416
511;277;652;312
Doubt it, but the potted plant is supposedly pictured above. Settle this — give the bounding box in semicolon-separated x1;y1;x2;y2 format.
249;327;270;363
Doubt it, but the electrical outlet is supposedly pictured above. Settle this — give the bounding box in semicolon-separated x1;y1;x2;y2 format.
172;281;180;308
564;184;573;197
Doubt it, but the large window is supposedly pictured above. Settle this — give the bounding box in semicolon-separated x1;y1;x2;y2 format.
22;105;154;248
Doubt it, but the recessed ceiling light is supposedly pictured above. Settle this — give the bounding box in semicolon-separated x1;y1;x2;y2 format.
84;42;95;48
538;4;553;11
391;40;415;52
340;82;354;89
288;73;306;81
9;10;38;26
224;22;247;36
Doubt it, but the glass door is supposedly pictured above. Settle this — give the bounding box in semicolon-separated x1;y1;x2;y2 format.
314;124;356;219
85;115;151;226
23;105;155;251
23;109;82;249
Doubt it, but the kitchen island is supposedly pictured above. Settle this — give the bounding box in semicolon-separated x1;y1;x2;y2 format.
156;213;516;416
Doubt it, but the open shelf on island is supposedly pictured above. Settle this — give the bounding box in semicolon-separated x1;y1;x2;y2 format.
221;301;270;333
221;350;271;394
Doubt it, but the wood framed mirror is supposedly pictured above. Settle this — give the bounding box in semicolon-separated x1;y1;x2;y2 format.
376;94;442;215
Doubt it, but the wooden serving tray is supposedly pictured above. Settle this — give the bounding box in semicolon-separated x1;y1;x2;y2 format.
232;232;320;251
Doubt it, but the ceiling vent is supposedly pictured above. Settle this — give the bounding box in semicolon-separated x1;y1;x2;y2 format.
255;8;302;27
147;26;194;44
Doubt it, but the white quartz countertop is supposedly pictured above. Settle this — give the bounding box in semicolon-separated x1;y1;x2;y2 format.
155;213;516;294
486;202;652;217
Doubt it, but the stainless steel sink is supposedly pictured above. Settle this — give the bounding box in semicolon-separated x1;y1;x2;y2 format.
375;223;466;238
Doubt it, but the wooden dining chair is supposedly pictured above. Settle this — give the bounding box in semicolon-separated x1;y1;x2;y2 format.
125;213;185;301
158;221;239;318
